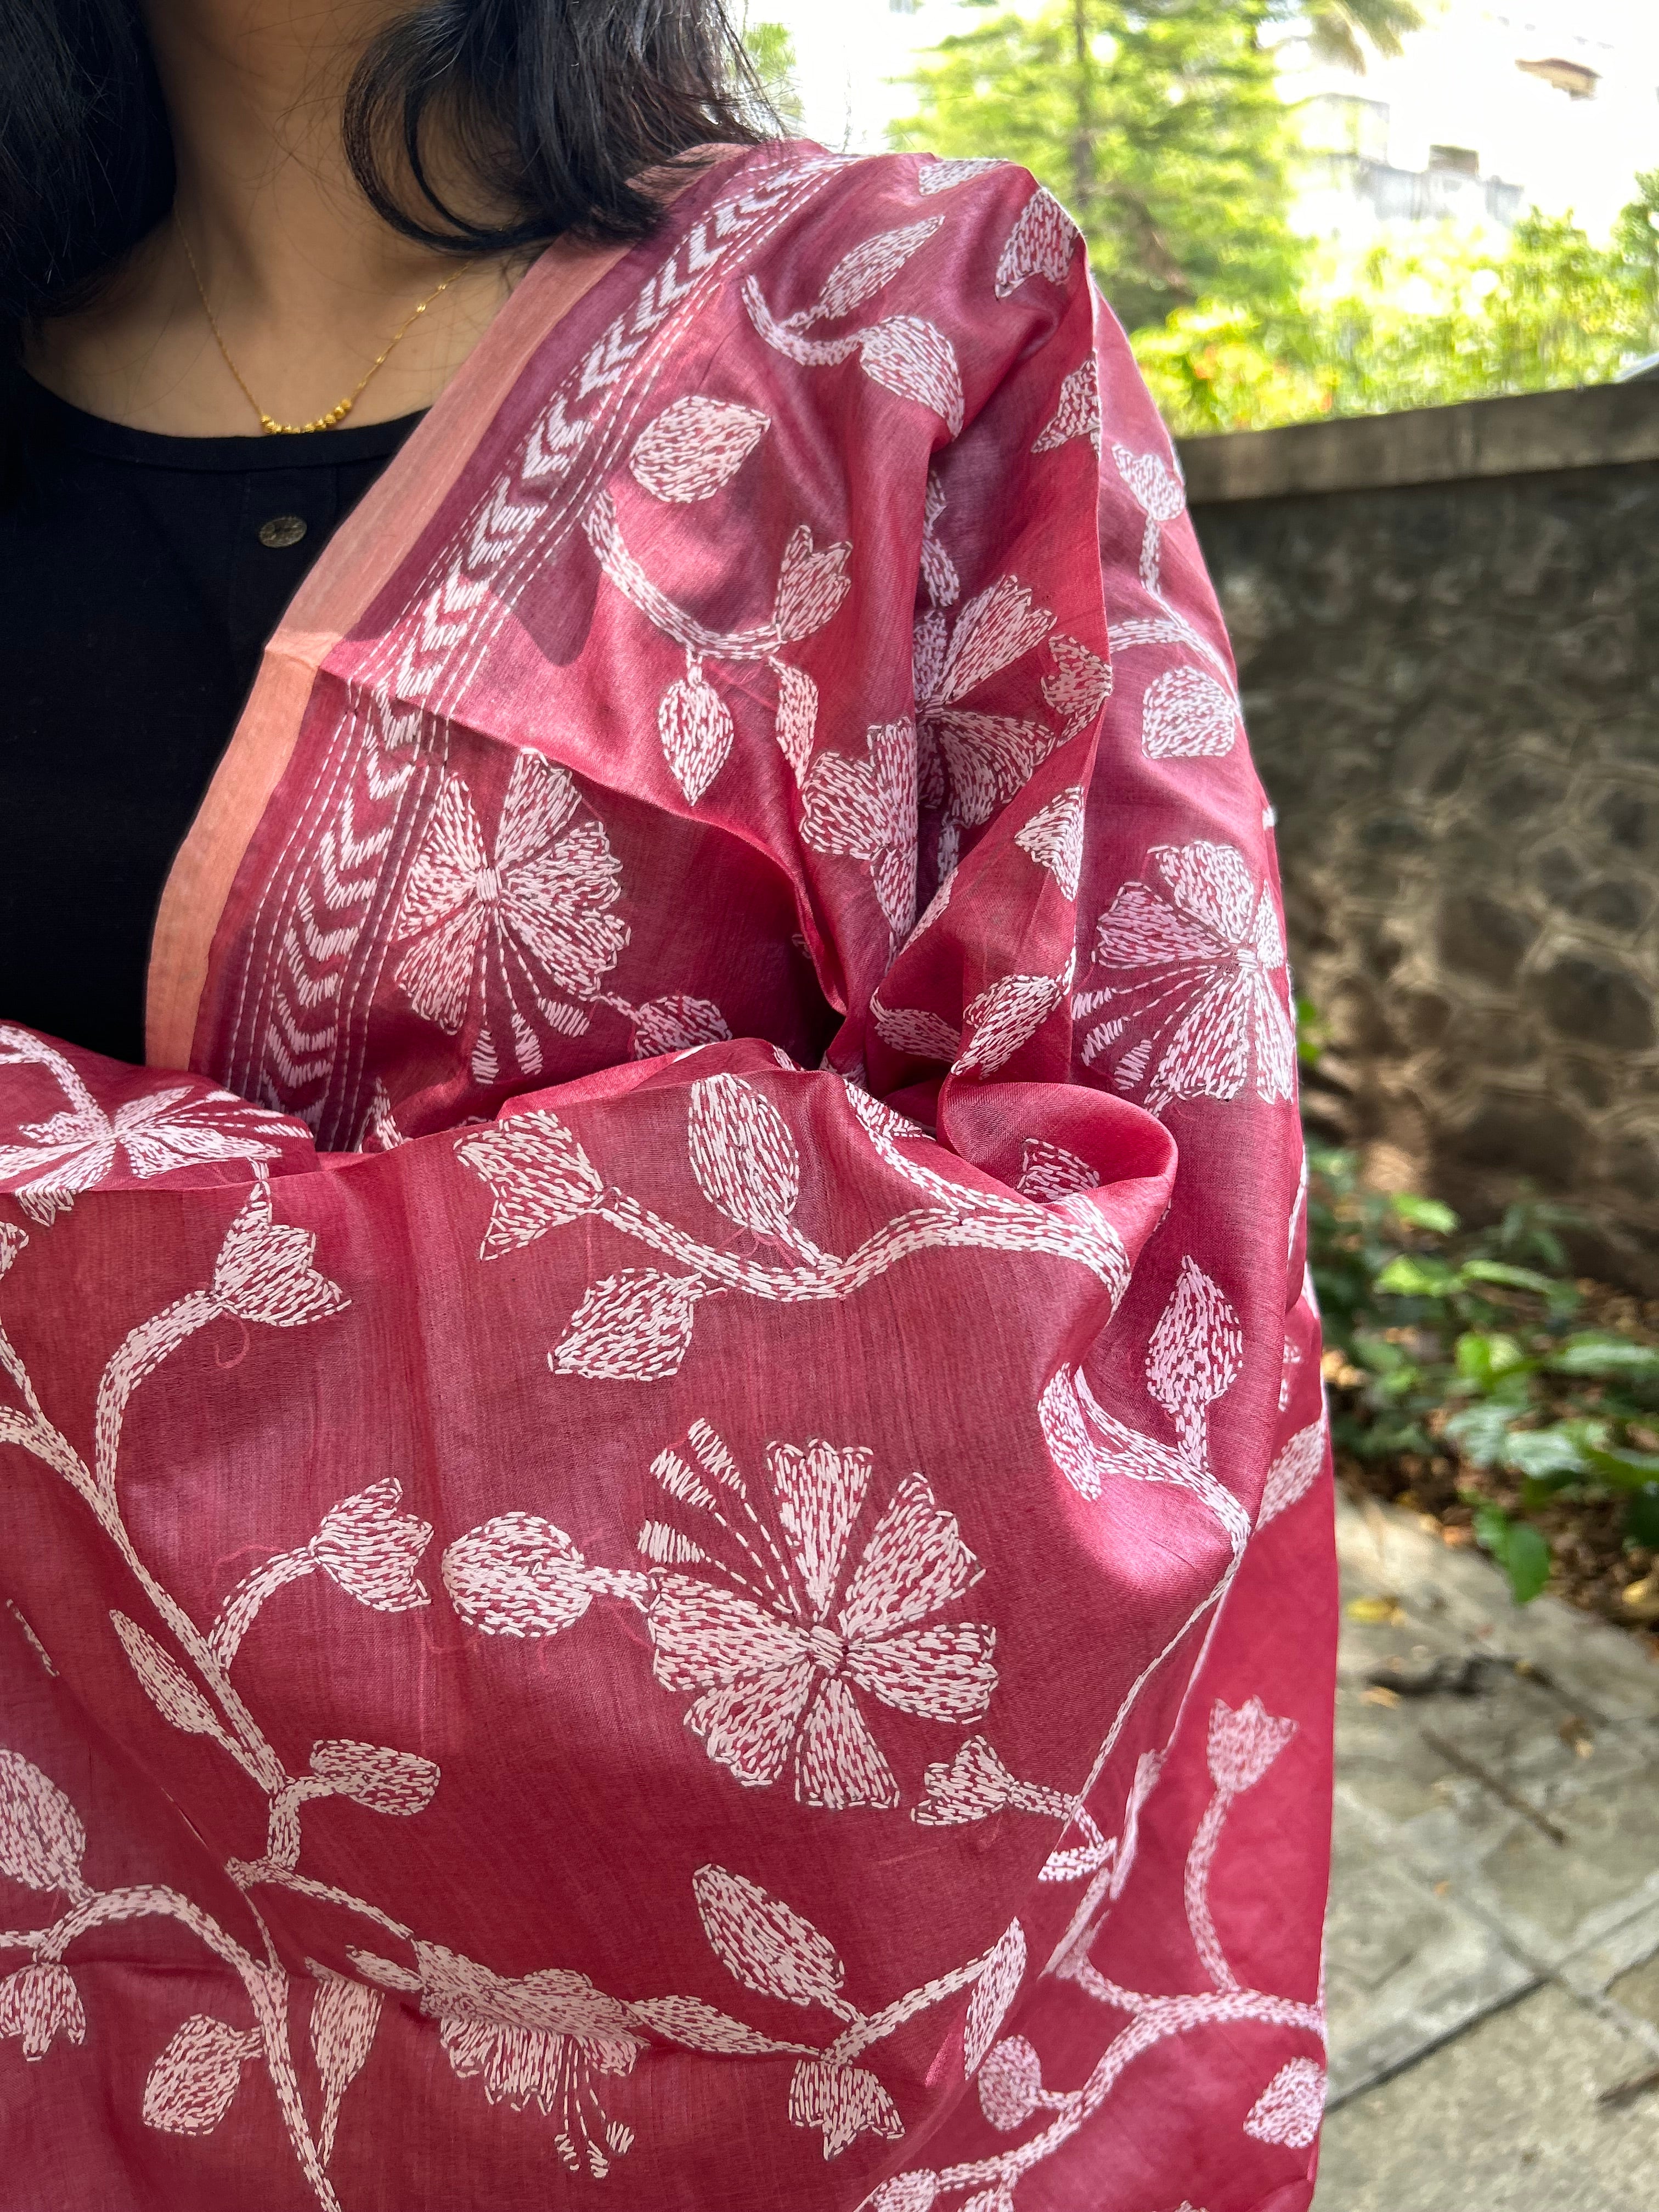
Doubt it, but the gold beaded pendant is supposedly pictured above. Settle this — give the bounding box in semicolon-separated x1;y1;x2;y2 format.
177;218;464;436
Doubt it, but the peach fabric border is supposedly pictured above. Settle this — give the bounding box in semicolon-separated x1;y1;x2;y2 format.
144;235;634;1071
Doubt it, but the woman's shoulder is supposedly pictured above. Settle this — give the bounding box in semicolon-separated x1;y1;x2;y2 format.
750;142;1074;275
712;142;1088;374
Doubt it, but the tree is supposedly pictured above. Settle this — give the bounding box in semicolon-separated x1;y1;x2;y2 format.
893;1;1305;334
744;19;805;133
1136;187;1659;436
1282;0;1425;74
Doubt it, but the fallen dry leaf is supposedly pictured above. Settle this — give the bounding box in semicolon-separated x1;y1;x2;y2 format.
1347;1595;1406;1626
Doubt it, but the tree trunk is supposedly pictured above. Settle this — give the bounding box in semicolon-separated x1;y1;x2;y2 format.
1070;0;1097;226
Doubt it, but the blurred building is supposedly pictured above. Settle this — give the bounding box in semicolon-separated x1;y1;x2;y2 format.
1282;0;1659;244
1292;94;1525;242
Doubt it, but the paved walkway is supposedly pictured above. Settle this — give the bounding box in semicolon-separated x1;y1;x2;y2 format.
1314;1496;1659;2210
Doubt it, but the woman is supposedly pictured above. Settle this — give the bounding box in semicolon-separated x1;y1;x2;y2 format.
0;5;1334;2209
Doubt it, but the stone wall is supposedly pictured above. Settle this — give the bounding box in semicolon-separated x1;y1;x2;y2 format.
1181;382;1659;1289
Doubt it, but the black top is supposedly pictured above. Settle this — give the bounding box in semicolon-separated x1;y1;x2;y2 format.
0;380;423;1065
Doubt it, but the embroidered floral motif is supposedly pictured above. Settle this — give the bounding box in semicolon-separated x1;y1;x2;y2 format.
914;577;1061;876
392;750;628;1082
0;1962;85;2058
744;218;966;435
800;718;918;939
1075;842;1296;1113
356;1944;641;2176
640;1426;996;1809
0;1027;300;1227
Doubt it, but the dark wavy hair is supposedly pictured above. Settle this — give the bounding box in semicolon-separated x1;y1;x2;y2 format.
0;0;770;347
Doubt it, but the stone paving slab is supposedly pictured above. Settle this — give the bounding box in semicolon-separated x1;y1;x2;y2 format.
1313;1982;1659;2212
1317;1496;1659;2205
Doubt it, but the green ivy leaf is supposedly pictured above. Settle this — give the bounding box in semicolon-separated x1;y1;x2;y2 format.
1503;1425;1594;1482
1454;1331;1533;1393
1444;1399;1521;1469
1625;1485;1659;1550
1583;1442;1659;1492
1472;1504;1551;1605
1457;1259;1562;1299
1390;1193;1460;1236
1546;1335;1659;1383
1374;1255;1459;1299
1503;1523;1553;1604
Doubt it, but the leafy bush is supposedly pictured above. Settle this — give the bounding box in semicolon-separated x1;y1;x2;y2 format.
1307;1146;1659;1606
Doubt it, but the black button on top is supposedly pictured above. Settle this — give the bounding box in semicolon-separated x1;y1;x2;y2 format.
257;513;308;549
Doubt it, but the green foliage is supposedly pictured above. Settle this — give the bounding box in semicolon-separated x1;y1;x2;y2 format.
1470;1504;1552;1605
743;18;805;132
893;0;1306;332
1291;0;1424;72
1308;1146;1659;1606
1142;176;1659;435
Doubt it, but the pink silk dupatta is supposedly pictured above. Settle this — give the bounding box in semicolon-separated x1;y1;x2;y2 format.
0;145;1335;2212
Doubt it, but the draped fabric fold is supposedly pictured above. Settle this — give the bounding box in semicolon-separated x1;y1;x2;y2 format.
0;145;1334;2212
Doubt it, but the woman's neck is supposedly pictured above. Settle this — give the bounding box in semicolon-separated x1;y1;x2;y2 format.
28;0;525;436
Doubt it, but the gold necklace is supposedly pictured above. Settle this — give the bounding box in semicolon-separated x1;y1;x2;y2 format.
176;216;469;435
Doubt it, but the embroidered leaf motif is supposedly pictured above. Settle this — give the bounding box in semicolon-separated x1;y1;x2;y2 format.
870;997;961;1064
1147;1257;1245;1441
308;1970;383;2164
1014;787;1086;899
111;1613;224;1743
625;1994;801;2057
1038;1367;1104;1500
625;994;733;1059
693;1864;846;2010
687;1075;802;1238
773;661;819;782
1141;667;1238;761
1018;1138;1097;1201
460;1113;605;1256
0;1751;85;1893
857;317;965;436
1259;1415;1327;1528
788;2057;904;2158
963;1920;1026;2073
628;397;769;502
553;1269;706;1381
994;188;1077;298
0;1962;85;2059
443;1514;595;1639
659;663;735;803
806;218;943;323
800;720;918;938
1244;2056;1326;2148
917;155;1006;194
978;2034;1045;2130
955;972;1065;1079
309;1740;441;1818
1032;356;1101;456
1042;635;1113;739
142;2015;260;2135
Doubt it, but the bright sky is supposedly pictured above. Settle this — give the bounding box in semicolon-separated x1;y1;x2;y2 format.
756;0;1659;236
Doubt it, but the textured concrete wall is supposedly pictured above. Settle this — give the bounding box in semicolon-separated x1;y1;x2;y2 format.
1183;394;1659;1289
